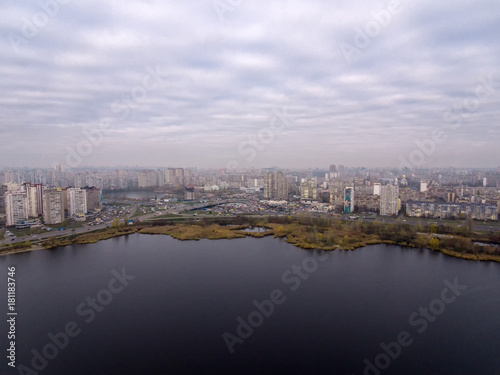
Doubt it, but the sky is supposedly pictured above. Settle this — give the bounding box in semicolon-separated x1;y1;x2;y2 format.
0;0;499;170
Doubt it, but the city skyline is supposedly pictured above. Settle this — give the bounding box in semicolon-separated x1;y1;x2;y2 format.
1;0;499;169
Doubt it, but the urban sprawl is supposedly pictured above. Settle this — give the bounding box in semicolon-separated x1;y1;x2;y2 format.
1;165;500;236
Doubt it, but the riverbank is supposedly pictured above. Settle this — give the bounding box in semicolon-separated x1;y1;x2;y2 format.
0;243;46;256
1;219;499;263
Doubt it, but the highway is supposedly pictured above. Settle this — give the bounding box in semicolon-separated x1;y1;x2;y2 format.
1;201;498;249
0;203;140;247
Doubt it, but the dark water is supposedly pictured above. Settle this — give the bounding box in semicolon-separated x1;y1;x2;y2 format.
1;235;499;375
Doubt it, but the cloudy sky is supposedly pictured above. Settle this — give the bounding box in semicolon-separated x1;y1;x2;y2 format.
1;0;499;169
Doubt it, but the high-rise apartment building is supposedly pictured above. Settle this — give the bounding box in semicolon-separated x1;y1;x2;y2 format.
264;172;288;200
300;180;317;200
184;186;195;200
420;181;428;193
380;184;399;216
344;187;354;213
3;170;17;184
86;187;102;211
165;168;185;185
0;184;7;214
67;188;87;217
5;192;28;226
35;184;44;216
25;183;41;218
138;170;157;188
43;189;65;225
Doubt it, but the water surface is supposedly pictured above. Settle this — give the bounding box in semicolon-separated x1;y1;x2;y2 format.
1;235;499;374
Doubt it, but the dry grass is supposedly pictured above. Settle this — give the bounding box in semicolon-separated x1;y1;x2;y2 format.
73;228;138;244
139;224;246;240
31;220;500;264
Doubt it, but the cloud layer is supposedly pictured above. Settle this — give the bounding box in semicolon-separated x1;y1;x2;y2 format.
1;0;499;169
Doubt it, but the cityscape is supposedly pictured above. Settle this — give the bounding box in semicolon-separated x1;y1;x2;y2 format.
2;0;500;374
1;165;499;241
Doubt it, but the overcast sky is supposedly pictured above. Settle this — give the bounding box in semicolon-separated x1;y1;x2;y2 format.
1;0;499;169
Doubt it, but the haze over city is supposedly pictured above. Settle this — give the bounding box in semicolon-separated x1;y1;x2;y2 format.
1;0;499;169
3;2;500;375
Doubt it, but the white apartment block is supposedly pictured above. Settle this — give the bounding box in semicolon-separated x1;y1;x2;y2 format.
67;188;87;217
5;192;29;226
26;184;39;218
43;189;65;225
380;185;399;216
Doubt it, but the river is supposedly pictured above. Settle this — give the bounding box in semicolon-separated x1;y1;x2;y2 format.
1;235;499;374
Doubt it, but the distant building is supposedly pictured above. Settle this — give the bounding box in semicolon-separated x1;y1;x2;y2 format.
184;186;195;200
184;169;193;185
344;187;354;213
25;183;41;218
264;172;288;200
380;184;399;216
35;184;44;216
67;188;87;217
329;181;345;209
43;189;65;225
166;168;185;185
3;170;17;184
86;187;102;211
300;180;317;200
420;181;428;193
5;192;28;227
138;170;157;188
373;183;381;196
0;184;7;214
406;201;498;221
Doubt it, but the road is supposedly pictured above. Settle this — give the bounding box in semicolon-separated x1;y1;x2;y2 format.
0;203;140;248
1;202;498;248
370;215;500;232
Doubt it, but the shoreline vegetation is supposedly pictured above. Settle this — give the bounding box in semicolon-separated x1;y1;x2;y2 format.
1;216;499;263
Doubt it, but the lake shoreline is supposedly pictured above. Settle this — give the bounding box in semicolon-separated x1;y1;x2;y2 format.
2;222;499;263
